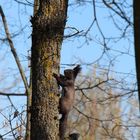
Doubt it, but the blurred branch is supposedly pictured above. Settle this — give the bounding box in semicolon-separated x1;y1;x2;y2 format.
14;0;33;6
76;78;111;90
74;106;116;122
9;118;17;140
102;0;132;25
0;25;27;43
1;124;23;138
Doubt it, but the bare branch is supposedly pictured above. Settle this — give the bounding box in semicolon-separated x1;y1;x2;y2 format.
0;6;30;95
0;92;26;96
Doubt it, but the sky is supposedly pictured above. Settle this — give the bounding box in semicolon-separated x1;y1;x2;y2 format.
0;0;135;73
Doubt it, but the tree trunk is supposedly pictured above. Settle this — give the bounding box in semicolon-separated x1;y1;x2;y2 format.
31;0;68;139
133;0;140;108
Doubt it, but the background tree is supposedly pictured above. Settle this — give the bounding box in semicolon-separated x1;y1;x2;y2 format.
134;0;140;107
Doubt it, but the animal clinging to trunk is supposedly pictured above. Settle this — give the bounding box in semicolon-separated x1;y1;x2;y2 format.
53;65;81;140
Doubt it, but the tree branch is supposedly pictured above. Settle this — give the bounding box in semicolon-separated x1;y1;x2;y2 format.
0;92;26;96
0;6;30;95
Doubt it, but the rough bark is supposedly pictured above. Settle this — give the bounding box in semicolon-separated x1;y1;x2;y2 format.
31;0;68;140
133;0;140;108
